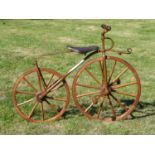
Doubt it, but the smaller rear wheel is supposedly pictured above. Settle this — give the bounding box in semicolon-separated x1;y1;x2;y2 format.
12;68;70;122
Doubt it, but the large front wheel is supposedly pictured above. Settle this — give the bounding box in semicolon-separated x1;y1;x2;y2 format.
72;56;141;122
12;68;70;122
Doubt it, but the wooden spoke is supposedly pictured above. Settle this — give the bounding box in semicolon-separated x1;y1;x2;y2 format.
111;81;137;89
108;60;117;83
47;82;64;95
84;96;100;112
46;78;63;93
23;77;37;92
114;91;136;97
85;102;94;112
107;95;116;120
46;74;54;87
18;97;34;106
48;77;61;87
112;67;128;84
76;83;99;89
110;93;128;112
54;97;66;102
77;91;99;98
53;82;64;90
28;102;39;119
16;90;35;95
40;103;44;121
85;68;101;85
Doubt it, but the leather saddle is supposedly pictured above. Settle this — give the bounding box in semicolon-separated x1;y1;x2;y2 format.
67;45;99;54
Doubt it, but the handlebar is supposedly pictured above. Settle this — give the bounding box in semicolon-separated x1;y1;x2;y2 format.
101;24;111;31
127;48;132;54
100;24;133;56
111;48;133;55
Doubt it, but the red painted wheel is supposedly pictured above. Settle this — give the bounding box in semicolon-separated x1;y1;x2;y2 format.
12;68;70;122
72;56;141;122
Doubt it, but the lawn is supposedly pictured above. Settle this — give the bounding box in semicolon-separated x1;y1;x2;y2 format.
0;19;155;134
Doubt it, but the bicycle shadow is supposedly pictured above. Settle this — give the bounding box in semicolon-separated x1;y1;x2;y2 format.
61;100;155;120
122;99;155;120
61;106;82;119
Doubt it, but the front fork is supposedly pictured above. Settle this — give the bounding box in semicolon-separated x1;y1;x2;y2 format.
102;54;108;87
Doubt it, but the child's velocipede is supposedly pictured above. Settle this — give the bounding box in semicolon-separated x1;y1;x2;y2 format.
12;24;141;122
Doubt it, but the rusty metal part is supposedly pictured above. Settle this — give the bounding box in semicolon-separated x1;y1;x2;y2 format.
100;24;133;56
101;24;112;53
101;24;111;31
104;37;115;51
111;48;133;55
72;56;141;122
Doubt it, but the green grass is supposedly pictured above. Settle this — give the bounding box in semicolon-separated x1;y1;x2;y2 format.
0;19;155;134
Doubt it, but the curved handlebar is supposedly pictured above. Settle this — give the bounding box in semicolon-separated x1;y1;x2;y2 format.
127;48;132;54
111;48;133;55
101;24;111;31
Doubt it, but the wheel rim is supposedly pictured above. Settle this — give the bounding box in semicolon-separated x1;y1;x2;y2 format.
12;68;70;122
72;56;141;122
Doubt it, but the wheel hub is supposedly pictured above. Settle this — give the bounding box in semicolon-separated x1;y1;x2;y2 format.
100;85;112;96
100;85;108;96
35;92;45;103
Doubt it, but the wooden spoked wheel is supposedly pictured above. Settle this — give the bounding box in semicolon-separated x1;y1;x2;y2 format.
72;56;141;122
12;68;70;122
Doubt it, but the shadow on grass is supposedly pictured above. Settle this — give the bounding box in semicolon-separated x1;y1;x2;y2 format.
127;100;155;120
61;106;82;120
60;100;155;121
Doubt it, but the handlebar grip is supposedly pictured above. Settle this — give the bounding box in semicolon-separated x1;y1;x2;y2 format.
101;24;111;31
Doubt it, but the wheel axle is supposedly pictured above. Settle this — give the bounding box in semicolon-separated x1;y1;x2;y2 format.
35;92;44;103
